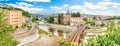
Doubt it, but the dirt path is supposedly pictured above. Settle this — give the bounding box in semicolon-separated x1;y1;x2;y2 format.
24;35;60;46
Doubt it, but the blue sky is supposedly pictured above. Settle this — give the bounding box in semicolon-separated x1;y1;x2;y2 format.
0;0;120;16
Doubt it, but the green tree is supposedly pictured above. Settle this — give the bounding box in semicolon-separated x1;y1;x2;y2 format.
0;12;18;46
58;14;61;24
58;13;64;24
48;16;54;23
35;16;39;20
71;12;76;17
14;8;31;17
79;21;120;46
15;25;18;29
93;16;96;21
71;12;81;17
22;11;31;17
32;17;36;22
83;17;88;22
60;13;64;24
76;12;81;17
0;12;7;29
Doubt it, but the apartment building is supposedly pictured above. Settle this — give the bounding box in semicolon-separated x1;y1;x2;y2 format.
6;10;26;28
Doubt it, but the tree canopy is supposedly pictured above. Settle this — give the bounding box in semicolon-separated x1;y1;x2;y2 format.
71;12;81;17
79;21;120;46
58;13;64;24
0;12;18;46
47;16;54;23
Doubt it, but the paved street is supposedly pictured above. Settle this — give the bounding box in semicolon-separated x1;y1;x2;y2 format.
38;21;49;33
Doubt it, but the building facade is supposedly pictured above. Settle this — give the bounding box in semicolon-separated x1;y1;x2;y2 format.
6;10;27;28
70;17;85;26
54;16;58;24
63;11;85;26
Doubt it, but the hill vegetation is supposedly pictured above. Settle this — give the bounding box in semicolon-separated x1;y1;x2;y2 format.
0;5;31;17
0;12;18;46
79;21;120;46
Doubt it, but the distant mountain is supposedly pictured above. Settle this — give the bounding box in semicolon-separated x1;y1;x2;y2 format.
82;14;105;18
32;14;48;17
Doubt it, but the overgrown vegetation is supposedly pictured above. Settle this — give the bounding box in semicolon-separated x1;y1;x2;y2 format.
86;21;95;26
106;16;120;20
38;28;48;35
59;36;76;46
22;23;32;30
79;21;120;46
32;16;39;22
0;12;18;46
14;8;31;17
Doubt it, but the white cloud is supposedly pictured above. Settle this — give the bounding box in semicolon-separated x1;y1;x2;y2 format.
84;2;108;10
50;6;62;10
63;4;68;8
83;2;120;10
7;2;45;14
112;5;119;8
82;10;117;15
69;5;84;10
68;1;120;15
59;10;66;13
104;0;110;1
98;2;112;6
25;0;51;2
112;2;120;6
16;2;33;6
98;2;120;6
69;2;108;11
98;2;120;9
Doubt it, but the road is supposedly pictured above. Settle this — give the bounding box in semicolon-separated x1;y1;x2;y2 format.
14;22;39;46
38;21;49;33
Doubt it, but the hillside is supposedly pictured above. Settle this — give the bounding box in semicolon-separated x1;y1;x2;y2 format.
0;4;31;17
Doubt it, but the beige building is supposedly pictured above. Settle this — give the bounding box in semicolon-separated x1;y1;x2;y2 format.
63;12;71;25
6;10;27;28
70;16;85;26
63;11;85;26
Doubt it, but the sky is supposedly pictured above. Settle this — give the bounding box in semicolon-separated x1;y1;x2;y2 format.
0;0;120;16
